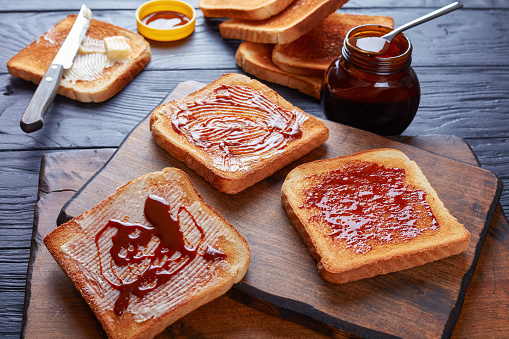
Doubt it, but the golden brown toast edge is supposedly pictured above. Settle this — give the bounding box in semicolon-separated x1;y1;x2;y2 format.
199;0;295;20
219;0;350;44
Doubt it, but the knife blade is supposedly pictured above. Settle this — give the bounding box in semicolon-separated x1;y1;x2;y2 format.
20;4;92;133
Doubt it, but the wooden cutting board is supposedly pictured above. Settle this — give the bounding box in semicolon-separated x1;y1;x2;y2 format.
50;81;501;338
22;142;509;339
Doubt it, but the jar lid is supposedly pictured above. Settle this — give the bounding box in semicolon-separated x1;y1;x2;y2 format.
136;0;196;41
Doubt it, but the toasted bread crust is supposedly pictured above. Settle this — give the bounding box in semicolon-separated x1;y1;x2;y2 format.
219;0;350;44
44;167;250;339
199;0;295;20
150;73;329;194
235;42;322;99
7;15;151;103
272;13;394;76
281;149;471;284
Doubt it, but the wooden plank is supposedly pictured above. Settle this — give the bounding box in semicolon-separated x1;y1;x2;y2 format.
22;137;509;338
1;8;509;72
1;66;509;151
467;137;509;209
57;81;501;338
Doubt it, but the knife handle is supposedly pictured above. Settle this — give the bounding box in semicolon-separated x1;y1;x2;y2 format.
20;63;64;133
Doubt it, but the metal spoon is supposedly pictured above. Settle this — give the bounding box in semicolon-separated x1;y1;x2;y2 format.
351;2;464;55
383;2;463;43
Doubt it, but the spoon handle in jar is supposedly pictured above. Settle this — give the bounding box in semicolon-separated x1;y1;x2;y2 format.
382;2;463;42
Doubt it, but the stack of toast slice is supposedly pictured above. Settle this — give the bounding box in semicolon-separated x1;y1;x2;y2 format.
236;12;394;99
217;0;350;44
201;0;395;99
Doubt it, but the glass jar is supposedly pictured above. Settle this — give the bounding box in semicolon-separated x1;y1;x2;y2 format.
321;25;420;136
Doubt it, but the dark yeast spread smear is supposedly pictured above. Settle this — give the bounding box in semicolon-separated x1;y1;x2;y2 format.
95;195;226;316
301;161;439;254
171;84;302;171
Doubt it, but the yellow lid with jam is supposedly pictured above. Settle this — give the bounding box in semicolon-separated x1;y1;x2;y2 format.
136;0;196;41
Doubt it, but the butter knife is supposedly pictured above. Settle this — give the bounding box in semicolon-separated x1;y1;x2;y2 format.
20;4;92;133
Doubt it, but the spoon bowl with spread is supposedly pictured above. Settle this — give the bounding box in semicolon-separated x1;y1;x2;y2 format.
349;2;463;55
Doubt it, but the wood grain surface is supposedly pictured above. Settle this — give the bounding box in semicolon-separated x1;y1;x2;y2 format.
23;139;508;338
53;81;502;338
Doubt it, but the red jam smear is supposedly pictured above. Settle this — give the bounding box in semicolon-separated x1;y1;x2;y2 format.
171;84;302;170
301;161;439;254
95;195;226;316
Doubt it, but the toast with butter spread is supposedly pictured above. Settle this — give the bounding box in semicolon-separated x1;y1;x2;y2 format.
281;148;470;284
150;73;329;194
219;0;349;44
272;12;394;77
236;42;322;99
44;167;250;339
7;14;151;103
199;0;295;20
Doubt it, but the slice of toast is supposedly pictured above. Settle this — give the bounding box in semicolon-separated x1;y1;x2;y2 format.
281;148;471;284
199;0;295;20
272;12;394;77
44;167;250;339
150;73;329;194
219;0;350;44
235;41;322;99
7;15;151;103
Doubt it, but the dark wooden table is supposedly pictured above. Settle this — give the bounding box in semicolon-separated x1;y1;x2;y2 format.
0;0;508;338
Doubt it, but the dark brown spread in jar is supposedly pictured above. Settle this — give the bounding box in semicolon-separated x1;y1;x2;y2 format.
95;194;226;316
321;25;420;136
301;161;439;254
171;84;303;172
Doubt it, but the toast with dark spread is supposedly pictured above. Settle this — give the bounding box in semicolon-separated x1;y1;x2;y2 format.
44;167;250;339
281;148;470;284
150;73;329;194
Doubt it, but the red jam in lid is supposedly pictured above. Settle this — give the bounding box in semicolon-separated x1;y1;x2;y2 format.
95;194;226;316
301;161;439;254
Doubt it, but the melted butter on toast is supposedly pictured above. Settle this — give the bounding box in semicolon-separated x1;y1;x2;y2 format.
62;36;129;83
